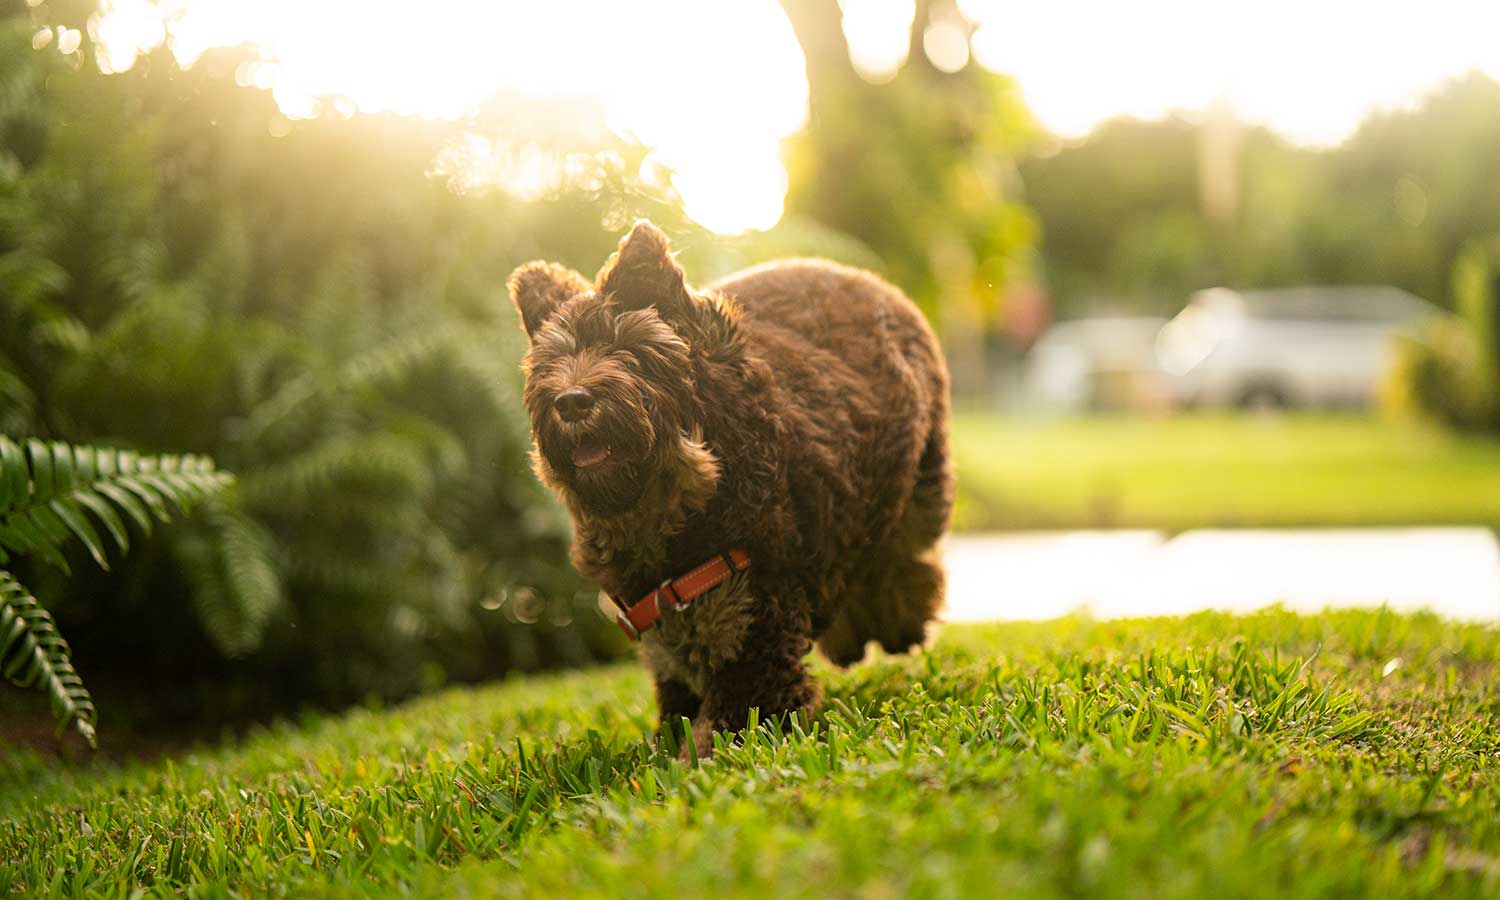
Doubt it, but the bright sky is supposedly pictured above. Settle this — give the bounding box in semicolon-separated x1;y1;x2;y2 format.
960;0;1500;144
87;0;1500;234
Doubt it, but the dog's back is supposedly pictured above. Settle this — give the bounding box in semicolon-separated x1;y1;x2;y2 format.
710;259;952;664
710;259;937;366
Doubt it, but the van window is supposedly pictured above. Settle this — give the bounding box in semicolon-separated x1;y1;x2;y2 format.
1238;288;1427;323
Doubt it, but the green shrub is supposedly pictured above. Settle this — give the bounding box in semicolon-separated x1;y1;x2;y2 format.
0;20;633;728
1382;235;1500;432
1452;234;1500;412
1381;317;1498;429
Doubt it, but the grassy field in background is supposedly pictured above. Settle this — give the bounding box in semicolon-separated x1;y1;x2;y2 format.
4;609;1498;897
952;413;1500;532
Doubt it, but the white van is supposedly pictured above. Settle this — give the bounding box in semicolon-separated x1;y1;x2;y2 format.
1155;286;1442;409
1023;317;1171;412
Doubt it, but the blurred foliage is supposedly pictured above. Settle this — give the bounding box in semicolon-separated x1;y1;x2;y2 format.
1453;235;1500;408
0;12;661;731
1382;236;1500;431
1022;74;1500;318
780;0;1039;325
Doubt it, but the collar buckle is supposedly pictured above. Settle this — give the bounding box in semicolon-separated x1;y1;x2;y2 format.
614;607;641;640
659;577;687;612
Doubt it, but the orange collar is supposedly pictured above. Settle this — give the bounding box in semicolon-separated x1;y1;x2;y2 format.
607;549;751;640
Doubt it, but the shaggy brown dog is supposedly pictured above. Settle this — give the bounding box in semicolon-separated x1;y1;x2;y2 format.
509;221;951;753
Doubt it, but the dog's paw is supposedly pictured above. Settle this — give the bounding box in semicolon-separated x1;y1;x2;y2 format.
674;717;720;763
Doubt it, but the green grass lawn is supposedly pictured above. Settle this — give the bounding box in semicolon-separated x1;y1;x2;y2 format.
3;609;1498;897
952;412;1500;532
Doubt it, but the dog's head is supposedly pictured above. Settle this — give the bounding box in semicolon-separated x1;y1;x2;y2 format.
509;221;726;517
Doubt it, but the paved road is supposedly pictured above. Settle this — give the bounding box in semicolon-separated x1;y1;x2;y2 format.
942;527;1500;623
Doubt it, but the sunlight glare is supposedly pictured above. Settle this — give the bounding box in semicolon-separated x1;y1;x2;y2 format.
92;0;809;235
91;0;165;73
838;0;915;83
922;18;970;75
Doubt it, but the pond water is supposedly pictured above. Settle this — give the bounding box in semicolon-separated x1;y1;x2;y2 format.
942;528;1500;623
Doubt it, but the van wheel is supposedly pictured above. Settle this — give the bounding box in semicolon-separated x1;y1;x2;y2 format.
1236;383;1290;411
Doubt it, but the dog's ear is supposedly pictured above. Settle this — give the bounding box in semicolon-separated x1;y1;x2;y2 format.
597;221;692;318
508;262;590;337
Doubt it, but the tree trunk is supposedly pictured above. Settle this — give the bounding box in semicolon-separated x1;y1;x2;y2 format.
778;0;857;108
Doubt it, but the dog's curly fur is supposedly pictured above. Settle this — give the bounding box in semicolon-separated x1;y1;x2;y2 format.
509;221;952;752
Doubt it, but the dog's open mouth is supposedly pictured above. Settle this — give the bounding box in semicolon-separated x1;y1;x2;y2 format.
571;441;611;468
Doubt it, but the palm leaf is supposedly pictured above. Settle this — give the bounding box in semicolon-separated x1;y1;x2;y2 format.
0;569;96;746
0;436;232;572
0;436;233;741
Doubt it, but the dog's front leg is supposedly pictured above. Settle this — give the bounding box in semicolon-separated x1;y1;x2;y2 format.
688;590;821;758
653;675;702;736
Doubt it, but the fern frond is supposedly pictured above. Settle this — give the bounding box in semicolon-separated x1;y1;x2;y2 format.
0;361;37;435
0;569;96;747
237;324;469;446
238;430;439;508
170;495;284;657
0;436;233;573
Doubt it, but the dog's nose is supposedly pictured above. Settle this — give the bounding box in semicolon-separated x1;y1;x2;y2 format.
554;387;595;421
